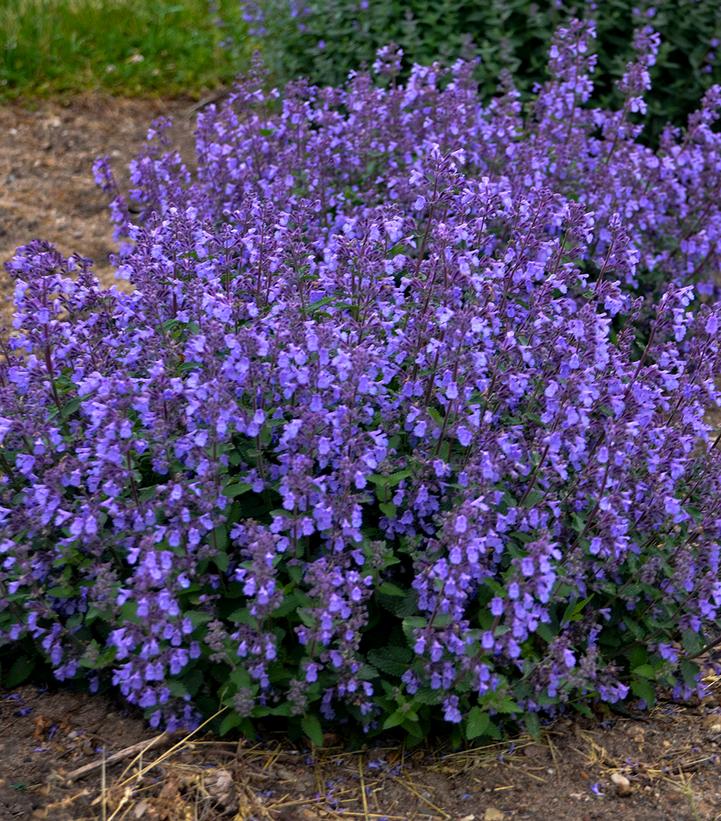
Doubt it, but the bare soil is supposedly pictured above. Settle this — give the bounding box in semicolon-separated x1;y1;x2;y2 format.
1;95;721;821
2;682;721;820
0;94;194;302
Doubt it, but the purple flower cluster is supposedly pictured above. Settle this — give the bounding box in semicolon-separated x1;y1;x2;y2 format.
2;22;721;737
99;21;721;301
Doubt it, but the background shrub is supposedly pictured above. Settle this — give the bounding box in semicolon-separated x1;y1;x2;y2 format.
240;0;721;141
1;22;721;745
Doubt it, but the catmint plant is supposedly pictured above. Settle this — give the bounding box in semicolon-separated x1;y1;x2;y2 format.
1;22;721;745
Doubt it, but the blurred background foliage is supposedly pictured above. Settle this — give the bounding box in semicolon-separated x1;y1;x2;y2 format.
242;0;721;141
0;0;251;100
0;0;719;136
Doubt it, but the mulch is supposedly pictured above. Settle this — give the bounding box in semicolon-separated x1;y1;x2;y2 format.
2;678;721;820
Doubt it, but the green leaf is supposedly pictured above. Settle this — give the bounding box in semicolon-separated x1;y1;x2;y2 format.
168;680;189;698
382;709;406;730
60;395;84;420
680;659;700;688
631;664;655;679
378;581;406;597
306;295;336;314
230;668;252;689
626;646;649;670
367;646;412;678
561;595;593;625
535;623;555;643
223;482;252;498
631;677;656;706
427;408;444;427
187;611;213;629
402;616;427;638
271;590;304;618
213;551;229;573
494;697;522;714
466;706;490;740
301;714;324;747
386;468;412;487
228;608;257;627
624;618;645;641
510;530;535;544
120;601;138;622
379;589;418;617
182;668;204;696
681;630;703;656
357;663;379;681
297;608;315;628
524;712;541;739
410;688;440;706
4;655;35;688
402;716;423;737
368;469;411;489
211;525;228;551
571;702;594;718
523;488;544;508
46;586;73;599
379;502;397;519
265;702;292;717
219;712;242;737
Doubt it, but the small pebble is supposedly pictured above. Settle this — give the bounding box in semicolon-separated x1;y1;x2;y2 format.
133;800;149;818
484;809;504;821
610;772;632;797
705;718;721;735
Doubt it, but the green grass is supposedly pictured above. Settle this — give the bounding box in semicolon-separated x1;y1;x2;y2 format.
0;0;252;100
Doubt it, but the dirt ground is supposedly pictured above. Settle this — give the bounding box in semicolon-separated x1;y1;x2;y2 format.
1;681;721;821
0;94;194;305
2;96;721;821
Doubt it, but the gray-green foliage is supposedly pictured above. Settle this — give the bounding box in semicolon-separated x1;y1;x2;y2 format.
243;0;721;140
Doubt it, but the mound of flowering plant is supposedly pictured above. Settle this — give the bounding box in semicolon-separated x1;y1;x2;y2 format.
2;23;721;744
99;21;721;301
